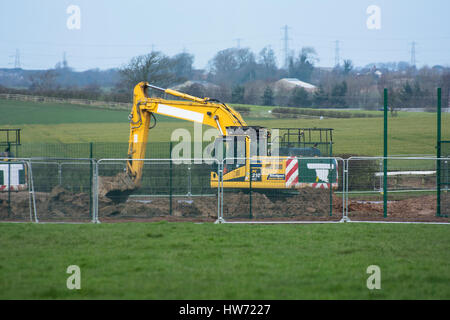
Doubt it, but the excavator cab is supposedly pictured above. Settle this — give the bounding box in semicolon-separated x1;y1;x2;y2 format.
213;135;249;174
210;126;273;186
213;126;269;173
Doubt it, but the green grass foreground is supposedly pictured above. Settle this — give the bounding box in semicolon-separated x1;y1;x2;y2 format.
0;222;448;299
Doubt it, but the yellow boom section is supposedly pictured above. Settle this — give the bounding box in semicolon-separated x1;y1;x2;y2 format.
126;81;247;185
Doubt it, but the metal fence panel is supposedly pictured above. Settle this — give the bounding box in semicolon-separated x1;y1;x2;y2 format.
346;157;450;222
29;159;95;222
218;157;344;222
438;145;450;216
96;159;219;222
0;160;34;222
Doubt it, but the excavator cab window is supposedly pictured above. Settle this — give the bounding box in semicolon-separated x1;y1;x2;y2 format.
213;135;247;172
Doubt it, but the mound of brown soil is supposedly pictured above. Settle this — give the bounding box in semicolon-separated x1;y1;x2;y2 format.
98;196;218;219
2;186;448;223
333;195;449;222
0;186;91;220
222;188;332;218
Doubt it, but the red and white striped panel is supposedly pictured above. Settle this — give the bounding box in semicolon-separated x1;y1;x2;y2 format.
0;184;28;192
311;182;330;189
285;157;299;188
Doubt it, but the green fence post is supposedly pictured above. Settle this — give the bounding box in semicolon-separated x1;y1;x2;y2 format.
6;141;12;214
249;160;253;219
383;88;388;218
329;142;333;216
89;142;93;221
437;88;442;217
169;141;173;216
7;160;11;215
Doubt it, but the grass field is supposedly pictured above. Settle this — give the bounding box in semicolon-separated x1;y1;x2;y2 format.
0;222;449;300
1;98;449;156
1;98;450;300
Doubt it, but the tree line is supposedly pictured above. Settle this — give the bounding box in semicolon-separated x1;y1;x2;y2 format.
0;46;449;110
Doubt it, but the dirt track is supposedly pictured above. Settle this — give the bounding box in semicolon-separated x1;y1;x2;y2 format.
0;186;448;222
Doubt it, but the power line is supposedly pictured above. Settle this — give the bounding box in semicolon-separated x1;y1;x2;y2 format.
234;38;243;48
63;51;68;68
410;41;416;66
334;40;340;67
281;25;291;69
12;49;21;69
291;31;450;41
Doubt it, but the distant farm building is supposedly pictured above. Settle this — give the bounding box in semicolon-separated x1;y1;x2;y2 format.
274;78;318;93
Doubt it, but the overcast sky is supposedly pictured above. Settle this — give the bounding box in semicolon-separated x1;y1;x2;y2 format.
1;0;449;71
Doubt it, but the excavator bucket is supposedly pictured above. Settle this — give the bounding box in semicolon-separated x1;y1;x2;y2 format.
98;172;137;203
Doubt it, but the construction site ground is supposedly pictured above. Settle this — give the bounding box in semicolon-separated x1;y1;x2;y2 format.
1;186;448;223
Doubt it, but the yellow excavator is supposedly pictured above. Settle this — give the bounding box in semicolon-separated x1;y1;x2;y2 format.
126;81;248;186
99;82;338;200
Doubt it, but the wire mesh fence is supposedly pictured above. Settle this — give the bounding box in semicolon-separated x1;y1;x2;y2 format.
95;159;219;222
345;157;450;222
0;160;34;222
2;156;450;224
217;157;344;222
439;143;450;217
29;159;95;222
0;158;95;222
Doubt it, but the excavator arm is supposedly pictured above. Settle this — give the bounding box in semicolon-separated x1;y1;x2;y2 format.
126;81;248;185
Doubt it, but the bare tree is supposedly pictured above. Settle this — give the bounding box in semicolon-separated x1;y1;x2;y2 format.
208;48;257;86
343;60;354;75
171;52;194;80
288;47;318;82
28;70;58;91
119;51;178;90
258;46;278;80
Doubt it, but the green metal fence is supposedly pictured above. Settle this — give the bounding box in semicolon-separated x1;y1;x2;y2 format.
437;88;449;217
439;142;450;216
